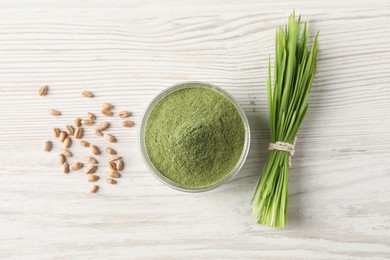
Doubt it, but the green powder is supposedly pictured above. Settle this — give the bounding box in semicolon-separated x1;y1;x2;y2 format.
144;84;246;189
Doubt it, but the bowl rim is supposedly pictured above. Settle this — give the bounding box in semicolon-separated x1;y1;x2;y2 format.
139;81;251;193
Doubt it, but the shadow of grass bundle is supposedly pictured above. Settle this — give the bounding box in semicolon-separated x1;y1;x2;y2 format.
251;12;319;228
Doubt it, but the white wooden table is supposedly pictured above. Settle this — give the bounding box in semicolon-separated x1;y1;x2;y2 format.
1;1;389;259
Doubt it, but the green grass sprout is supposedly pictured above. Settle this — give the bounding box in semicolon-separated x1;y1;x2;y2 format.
251;12;319;228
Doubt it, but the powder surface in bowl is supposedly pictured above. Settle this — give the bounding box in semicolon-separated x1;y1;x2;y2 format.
144;85;246;189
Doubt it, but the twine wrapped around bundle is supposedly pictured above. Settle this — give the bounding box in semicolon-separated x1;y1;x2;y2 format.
268;137;297;167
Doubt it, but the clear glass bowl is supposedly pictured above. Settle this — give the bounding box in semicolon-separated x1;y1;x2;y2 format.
139;81;251;192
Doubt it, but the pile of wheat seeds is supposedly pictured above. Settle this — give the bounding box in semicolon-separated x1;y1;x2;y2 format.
40;86;134;193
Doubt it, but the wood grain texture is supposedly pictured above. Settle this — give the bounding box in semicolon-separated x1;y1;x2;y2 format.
0;1;390;259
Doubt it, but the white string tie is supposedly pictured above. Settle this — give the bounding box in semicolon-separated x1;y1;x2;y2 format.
268;137;297;167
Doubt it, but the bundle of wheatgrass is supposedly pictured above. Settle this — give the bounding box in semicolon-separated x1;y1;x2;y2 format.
252;12;319;228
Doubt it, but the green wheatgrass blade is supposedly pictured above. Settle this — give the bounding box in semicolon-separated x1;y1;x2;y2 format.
251;12;319;228
266;57;274;140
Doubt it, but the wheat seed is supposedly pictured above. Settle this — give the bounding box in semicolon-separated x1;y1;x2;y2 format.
105;147;117;155
52;128;60;138
101;109;113;116
108;171;121;178
62;162;70;174
81;119;94;125
79;140;90;147
70;162;83;170
43;141;52;152
107;161;117;171
65;125;75;135
84;166;97;174
59;131;68;142
122;120;134;127
106;178;117;185
48;109;61;116
91;145;100;155
93;129;103;136
104;133;116;143
87;175;99;182
86;112;96;120
58;154;66;164
119;110;131;118
63;137;72;148
116;159;124;171
102;103;114;110
86;156;98;164
38;85;49;96
81;90;93;98
98;122;110;131
75;117;82;127
110;155;122;161
74;127;83;139
89;185;99;193
61;148;72;157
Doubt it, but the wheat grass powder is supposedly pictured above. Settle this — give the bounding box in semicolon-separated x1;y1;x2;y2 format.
144;84;246;189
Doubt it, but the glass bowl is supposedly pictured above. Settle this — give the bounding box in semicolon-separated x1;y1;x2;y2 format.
139;81;250;192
